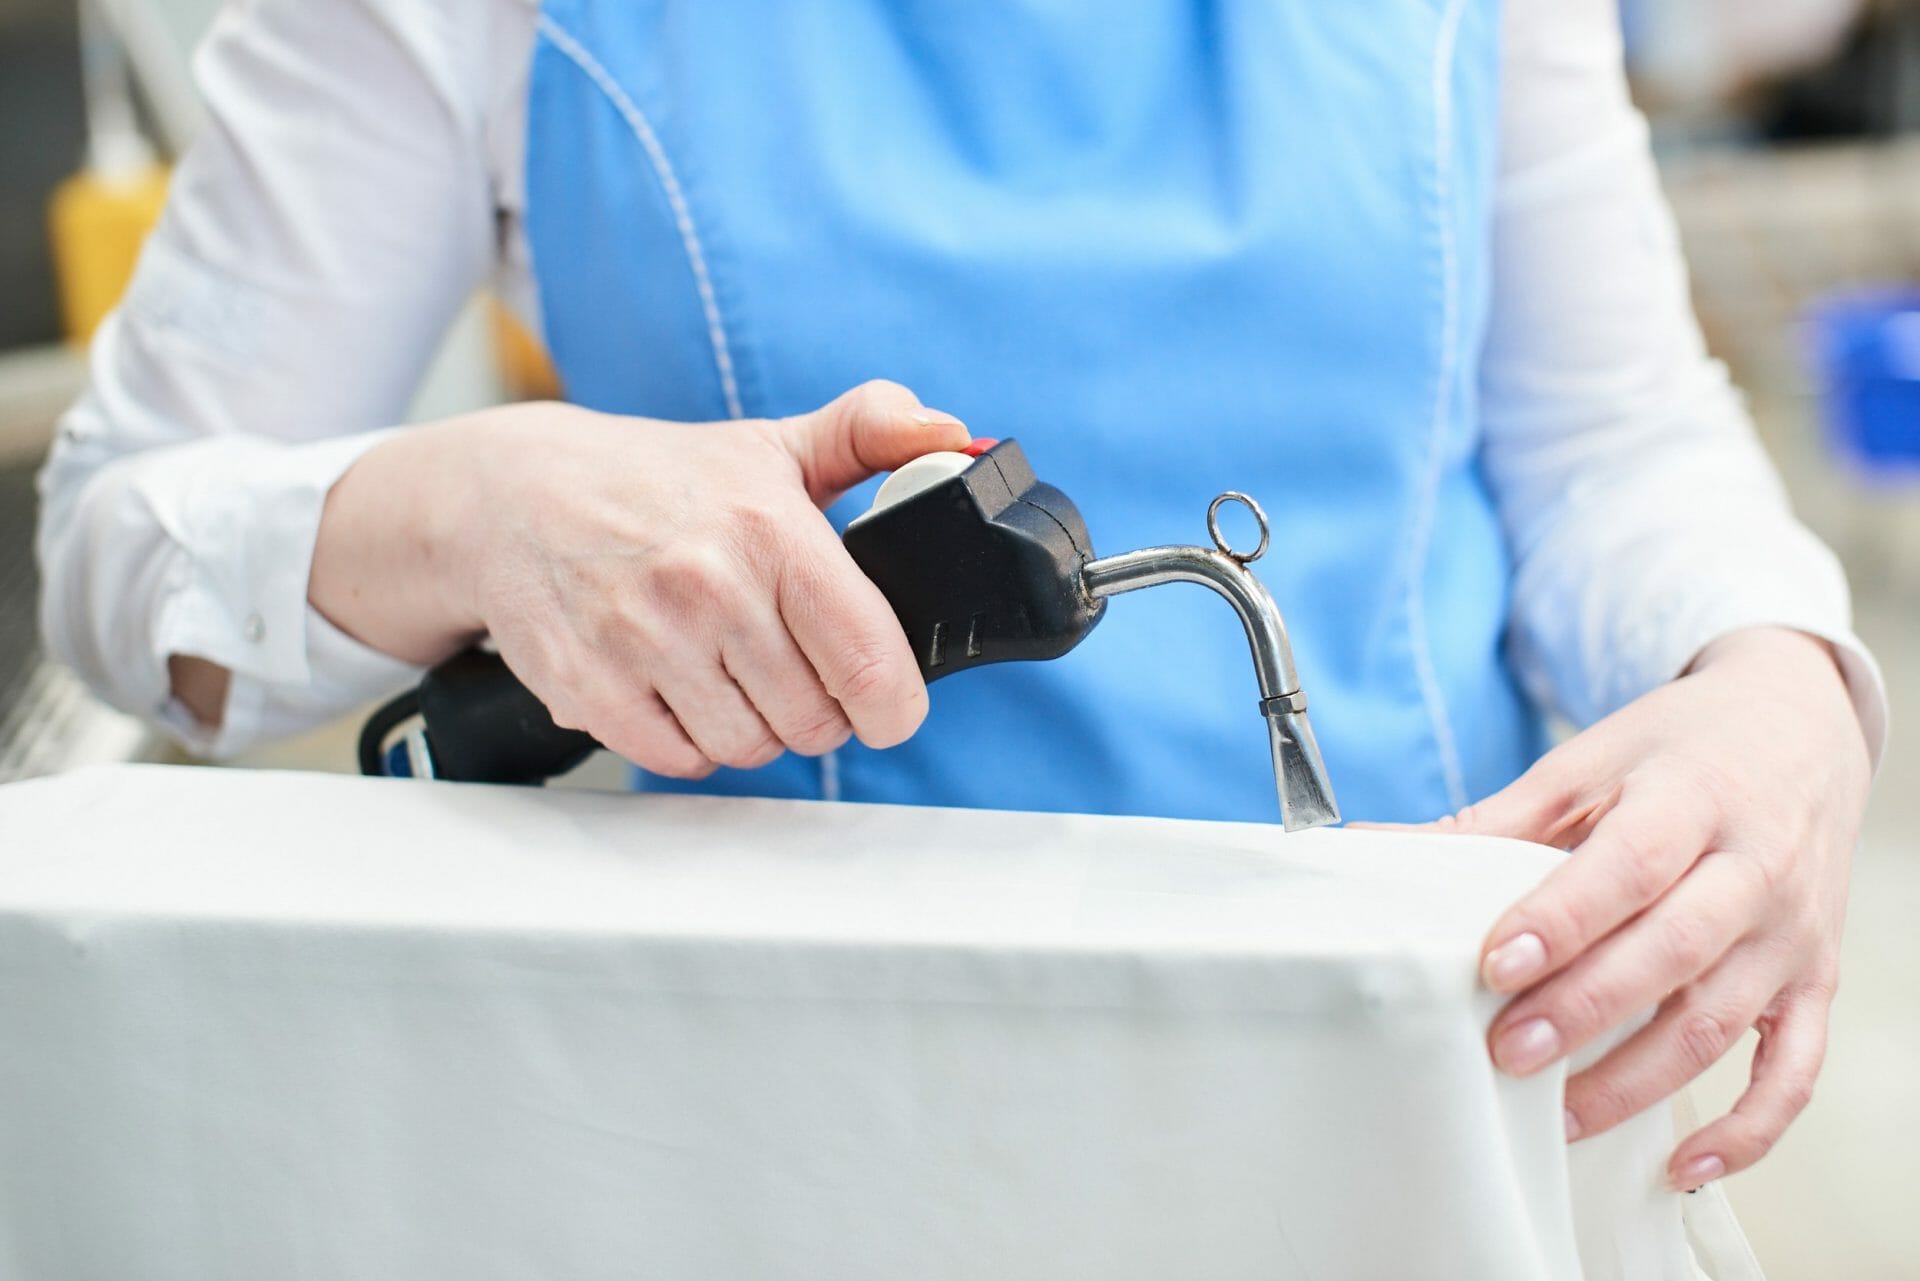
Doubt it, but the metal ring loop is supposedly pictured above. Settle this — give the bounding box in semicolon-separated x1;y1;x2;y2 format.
1206;491;1270;563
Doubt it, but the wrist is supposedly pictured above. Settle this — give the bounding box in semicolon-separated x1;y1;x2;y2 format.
1687;626;1839;685
1687;626;1868;759
421;410;511;641
310;415;497;663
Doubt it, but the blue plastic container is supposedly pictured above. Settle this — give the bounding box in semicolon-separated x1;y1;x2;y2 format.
1807;286;1920;479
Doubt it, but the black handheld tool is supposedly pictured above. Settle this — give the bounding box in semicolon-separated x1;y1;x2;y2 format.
360;440;1108;782
358;437;1341;830
842;437;1104;680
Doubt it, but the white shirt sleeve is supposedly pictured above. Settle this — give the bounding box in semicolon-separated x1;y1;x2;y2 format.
1486;0;1889;766
35;0;528;756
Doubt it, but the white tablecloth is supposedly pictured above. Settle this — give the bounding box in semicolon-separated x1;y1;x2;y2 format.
0;765;1708;1280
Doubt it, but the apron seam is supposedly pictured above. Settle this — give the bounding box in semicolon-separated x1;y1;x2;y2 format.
1408;0;1474;814
534;12;746;421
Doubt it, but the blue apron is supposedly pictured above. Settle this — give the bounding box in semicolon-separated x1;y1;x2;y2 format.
523;0;1543;824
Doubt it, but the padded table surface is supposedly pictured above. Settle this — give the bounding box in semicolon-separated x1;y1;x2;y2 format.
0;765;1699;1280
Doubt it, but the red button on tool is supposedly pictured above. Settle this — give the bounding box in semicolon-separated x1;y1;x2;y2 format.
961;437;999;458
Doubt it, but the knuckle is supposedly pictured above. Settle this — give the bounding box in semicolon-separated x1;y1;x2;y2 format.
885;682;931;743
715;743;774;771
679;704;782;771
645;745;717;780
1658;913;1718;977
728;502;788;548
650;547;733;611
1536;897;1597;960
832;641;911;706
781;702;853;755
1802;962;1841;1004
780;558;827;613
1673;1005;1743;1074
590;609;661;662
1570;1071;1641;1130
1732;849;1787;903
721;731;784;771
1742;1119;1781;1162
606;732;666;774
1553;981;1616;1041
606;720;714;781
1661;753;1736;810
853;377;911;406
1609;836;1672;903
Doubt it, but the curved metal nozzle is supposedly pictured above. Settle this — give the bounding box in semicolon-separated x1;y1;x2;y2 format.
1263;700;1340;834
1080;494;1340;832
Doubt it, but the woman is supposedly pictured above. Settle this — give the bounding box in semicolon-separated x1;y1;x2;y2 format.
37;0;1884;1211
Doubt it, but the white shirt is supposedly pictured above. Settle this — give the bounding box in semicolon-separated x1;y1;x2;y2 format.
34;0;1889;767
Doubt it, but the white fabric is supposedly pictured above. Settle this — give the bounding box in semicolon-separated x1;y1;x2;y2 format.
32;0;1888;767
0;764;1723;1280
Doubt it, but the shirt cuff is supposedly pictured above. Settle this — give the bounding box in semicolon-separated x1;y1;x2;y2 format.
161;605;424;759
145;428;420;755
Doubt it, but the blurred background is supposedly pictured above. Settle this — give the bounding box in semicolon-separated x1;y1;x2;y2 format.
0;2;1915;1276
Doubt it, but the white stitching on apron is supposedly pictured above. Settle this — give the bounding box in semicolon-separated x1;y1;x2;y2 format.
536;13;747;421
1409;0;1473;812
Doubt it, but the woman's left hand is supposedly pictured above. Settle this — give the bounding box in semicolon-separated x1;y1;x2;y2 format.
1398;626;1869;1191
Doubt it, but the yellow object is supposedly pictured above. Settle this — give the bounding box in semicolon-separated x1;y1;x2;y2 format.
489;299;565;401
47;163;170;346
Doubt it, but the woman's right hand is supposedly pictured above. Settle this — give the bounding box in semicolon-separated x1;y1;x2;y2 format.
308;380;972;777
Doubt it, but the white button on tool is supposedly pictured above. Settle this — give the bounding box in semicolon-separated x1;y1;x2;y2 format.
851;451;974;526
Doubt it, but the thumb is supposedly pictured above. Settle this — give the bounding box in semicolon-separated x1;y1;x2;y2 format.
781;380;971;506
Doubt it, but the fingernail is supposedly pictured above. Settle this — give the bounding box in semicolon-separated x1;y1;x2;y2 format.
1564;1108;1581;1141
910;411;963;429
1482;932;1547;991
1672;1155;1724;1192
1493;1017;1562;1075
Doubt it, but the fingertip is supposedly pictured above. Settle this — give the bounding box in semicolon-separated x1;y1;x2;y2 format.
792;380;964;497
851;685;928;752
845;388;969;477
908;408;971;447
908;404;965;428
1668;1152;1726;1193
1481;930;1548;992
873;410;967;471
1489;1015;1562;1076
